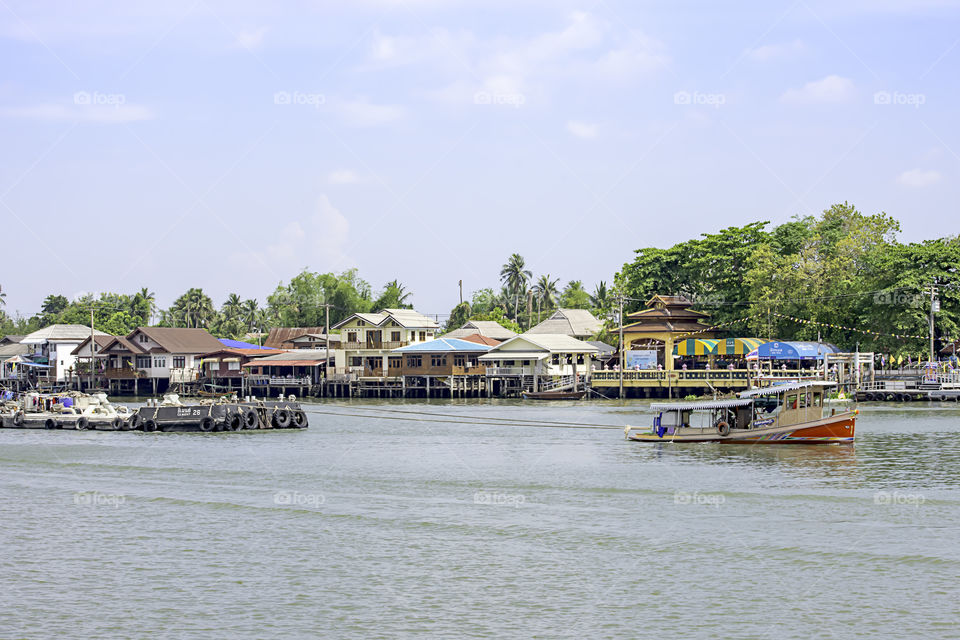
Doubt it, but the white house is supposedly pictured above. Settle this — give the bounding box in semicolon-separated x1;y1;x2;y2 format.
21;324;111;382
479;333;600;379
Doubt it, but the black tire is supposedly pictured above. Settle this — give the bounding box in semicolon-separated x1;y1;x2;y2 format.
243;408;259;429
864;393;876;402
273;409;291;429
111;416;124;430
44;418;58;430
901;394;912;402
144;419;158;433
716;421;731;437
227;413;243;431
293;410;307;428
127;413;143;430
13;411;25;427
199;416;215;432
76;416;89;430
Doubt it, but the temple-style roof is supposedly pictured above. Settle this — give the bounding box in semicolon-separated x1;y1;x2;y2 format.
620;294;714;336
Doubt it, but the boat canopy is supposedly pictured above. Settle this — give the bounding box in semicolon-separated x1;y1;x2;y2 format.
739;380;836;398
715;337;769;356
747;341;840;360
650;398;753;411
673;339;719;356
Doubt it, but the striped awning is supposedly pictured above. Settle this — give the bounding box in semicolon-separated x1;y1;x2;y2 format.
673;339;719;356
716;338;769;356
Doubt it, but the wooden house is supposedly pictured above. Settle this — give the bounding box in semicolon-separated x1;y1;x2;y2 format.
331;309;440;379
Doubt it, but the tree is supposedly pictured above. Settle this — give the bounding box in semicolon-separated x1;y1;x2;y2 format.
444;301;472;332
468;306;522;334
560;280;591;309
131;288;156;324
169;288;215;328
372;280;413;311
222;293;243;320
499;253;532;321
532;275;560;311
41;294;69;319
241;299;260;331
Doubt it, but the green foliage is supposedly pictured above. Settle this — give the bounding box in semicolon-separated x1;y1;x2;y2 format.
267;268;373;328
444;301;472;332
500;253;532;321
560;280;591;309
371;280;413;311
468;307;522;334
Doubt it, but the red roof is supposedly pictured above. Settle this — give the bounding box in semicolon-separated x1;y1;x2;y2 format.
458;333;500;346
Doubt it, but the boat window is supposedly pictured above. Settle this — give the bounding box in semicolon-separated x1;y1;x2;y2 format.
785;394;798;410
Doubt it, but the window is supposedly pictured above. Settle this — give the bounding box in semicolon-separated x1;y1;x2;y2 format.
391;331;401;342
431;355;446;367
349;357;362;367
136;356;151;369
552;354;560;365
406;355;422;368
228;361;240;371
577;354;585;365
388;356;401;369
453;355;466;367
173;356;185;368
419;331;426;341
154;357;166;368
138;334;148;344
347;331;358;343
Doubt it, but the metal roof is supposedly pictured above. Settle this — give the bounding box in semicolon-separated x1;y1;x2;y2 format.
393;338;491;353
651;398;754;411
525;309;603;337
21;324;111;343
739;380;836;397
219;338;275;350
478;351;549;361
444;321;518;340
332;309;440;330
493;333;600;354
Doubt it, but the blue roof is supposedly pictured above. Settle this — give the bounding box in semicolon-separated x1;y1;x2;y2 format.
393;338;492;353
219;338;272;350
753;341;840;360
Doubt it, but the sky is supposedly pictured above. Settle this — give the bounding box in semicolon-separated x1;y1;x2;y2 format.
1;0;959;320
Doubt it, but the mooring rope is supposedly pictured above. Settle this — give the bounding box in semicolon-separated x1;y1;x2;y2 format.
308;407;627;430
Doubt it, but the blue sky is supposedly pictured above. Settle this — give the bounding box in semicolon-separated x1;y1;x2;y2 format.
1;0;958;319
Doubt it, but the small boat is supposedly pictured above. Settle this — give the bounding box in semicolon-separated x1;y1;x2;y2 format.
624;381;856;444
522;390;586;400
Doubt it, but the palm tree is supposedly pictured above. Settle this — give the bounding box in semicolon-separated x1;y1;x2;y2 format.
499;253;532;321
172;287;214;328
591;281;609;309
222;293;243;320
387;280;412;306
241;299;259;331
131;287;156;324
533;275;560;309
0;285;6;307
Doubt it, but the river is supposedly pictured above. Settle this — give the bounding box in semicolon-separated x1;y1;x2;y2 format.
1;400;958;639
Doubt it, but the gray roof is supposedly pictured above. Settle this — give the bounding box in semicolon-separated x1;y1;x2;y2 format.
0;342;31;358
0;335;24;345
444;320;518;341
525;309;603;338
586;340;616;355
650;398;753;411
486;333;600;355
739;381;836;398
21;324;111;343
333;308;440;330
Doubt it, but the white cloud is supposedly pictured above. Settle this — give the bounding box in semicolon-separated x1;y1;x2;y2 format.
745;39;804;61
328;169;361;184
780;75;855;104
235;27;266;50
897;168;942;188
257;195;351;269
566;120;598;139
0;102;154;123
333;98;404;127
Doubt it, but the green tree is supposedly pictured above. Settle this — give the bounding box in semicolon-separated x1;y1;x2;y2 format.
372;280;413;311
499;253;532;321
444;301;472;332
169;288;215;328
533;275;560;310
468;306;522;334
560;280;591;309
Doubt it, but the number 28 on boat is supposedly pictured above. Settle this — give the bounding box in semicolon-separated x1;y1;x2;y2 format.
624;381;857;444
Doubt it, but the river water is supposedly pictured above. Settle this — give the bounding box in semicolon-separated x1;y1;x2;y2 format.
1;400;958;639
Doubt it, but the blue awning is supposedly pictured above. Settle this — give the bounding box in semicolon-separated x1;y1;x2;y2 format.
752;341;840;360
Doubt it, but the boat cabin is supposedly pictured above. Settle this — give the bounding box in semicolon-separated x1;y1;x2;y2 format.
739;380;834;427
650;398;753;436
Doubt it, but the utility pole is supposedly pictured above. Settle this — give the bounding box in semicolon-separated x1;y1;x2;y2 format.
324;302;331;383
89;307;95;392
458;280;463;305
928;283;938;363
618;295;624;399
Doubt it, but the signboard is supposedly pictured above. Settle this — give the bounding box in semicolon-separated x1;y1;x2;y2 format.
625;349;658;370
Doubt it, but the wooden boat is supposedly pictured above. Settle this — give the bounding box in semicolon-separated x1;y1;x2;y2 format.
522;390;586;400
624;381;856;444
